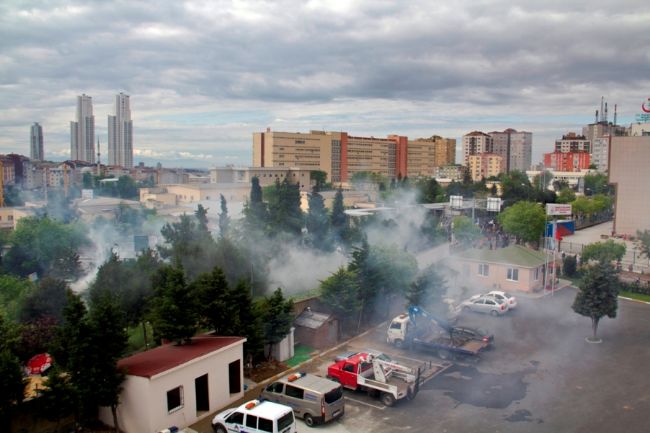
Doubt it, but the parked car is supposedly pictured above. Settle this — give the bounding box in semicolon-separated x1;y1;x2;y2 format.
487;290;517;309
461;294;508;316
211;400;297;433
450;326;494;347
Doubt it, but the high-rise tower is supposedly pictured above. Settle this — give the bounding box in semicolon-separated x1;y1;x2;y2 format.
30;122;44;161
70;94;95;163
107;92;133;168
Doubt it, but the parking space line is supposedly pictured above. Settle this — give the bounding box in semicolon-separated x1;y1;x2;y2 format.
344;396;386;410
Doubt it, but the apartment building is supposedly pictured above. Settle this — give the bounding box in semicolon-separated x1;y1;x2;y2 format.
489;129;532;172
468;153;504;181
554;132;591;153
462;131;493;167
406;135;456;177
609;136;650;236
543;151;591;172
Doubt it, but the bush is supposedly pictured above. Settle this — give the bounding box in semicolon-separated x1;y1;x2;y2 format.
563;255;577;277
620;280;650;296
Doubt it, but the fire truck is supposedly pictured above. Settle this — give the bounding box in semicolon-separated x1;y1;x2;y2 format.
326;351;420;406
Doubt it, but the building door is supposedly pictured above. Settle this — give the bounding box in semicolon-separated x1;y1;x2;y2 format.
229;360;241;394
195;374;209;413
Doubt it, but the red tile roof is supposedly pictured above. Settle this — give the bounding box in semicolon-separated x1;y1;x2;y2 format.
119;336;245;378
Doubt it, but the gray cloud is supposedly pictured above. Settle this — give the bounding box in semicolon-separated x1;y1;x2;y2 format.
1;0;648;167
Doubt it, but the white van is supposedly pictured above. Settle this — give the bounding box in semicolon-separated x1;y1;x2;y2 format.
211;400;297;433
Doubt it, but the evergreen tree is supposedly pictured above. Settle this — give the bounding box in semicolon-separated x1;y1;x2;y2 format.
306;188;330;250
149;265;198;345
330;187;346;239
268;177;303;236
218;194;230;237
37;365;76;430
406;265;448;313
195;204;209;233
320;267;361;336
87;294;128;431
244;176;269;232
232;280;264;361
192;267;234;334
572;263;619;342
259;288;294;360
0;313;25;430
18;277;68;324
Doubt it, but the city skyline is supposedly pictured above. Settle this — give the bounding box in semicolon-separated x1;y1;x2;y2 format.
108;93;134;169
0;1;648;168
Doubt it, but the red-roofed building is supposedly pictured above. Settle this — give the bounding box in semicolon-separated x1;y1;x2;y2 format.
99;335;246;433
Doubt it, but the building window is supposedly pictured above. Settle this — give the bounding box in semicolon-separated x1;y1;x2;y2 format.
478;263;489;277
167;386;183;413
229;360;241;394
507;268;519;281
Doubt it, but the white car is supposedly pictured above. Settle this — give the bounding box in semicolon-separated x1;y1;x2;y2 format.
487;290;517;309
461;294;509;316
212;400;297;433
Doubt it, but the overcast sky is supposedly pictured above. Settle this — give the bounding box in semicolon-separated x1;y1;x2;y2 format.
1;0;648;168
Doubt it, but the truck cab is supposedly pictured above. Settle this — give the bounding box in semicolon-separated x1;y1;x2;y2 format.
326;352;372;390
387;314;411;348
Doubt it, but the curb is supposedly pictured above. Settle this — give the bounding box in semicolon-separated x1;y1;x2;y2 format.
618;296;650;305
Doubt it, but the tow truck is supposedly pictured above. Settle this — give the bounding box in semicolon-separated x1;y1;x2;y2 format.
326;351;421;406
387;306;491;359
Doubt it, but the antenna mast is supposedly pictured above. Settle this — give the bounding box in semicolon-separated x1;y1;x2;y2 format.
614;104;618;125
97;138;101;176
600;96;605;122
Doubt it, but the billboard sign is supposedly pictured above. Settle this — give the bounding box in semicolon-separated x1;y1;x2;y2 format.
449;195;463;209
546;203;572;216
81;189;94;199
486;197;502;212
635;97;650;122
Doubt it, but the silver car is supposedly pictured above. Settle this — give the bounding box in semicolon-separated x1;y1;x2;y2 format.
461;294;508;316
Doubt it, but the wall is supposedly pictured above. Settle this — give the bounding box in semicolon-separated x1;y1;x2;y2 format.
100;343;245;433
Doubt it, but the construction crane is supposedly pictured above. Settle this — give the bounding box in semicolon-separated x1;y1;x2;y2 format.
0;159;4;207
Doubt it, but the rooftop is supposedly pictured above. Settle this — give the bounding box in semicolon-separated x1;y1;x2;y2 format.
456;245;546;268
118;335;245;378
294;308;332;329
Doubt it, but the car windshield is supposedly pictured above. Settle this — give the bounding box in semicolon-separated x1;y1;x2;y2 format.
277;411;294;431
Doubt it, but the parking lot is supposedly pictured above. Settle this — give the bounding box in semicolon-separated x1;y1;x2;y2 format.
197;288;650;433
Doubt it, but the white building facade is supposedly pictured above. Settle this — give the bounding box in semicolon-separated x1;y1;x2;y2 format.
108;92;134;168
70;94;95;163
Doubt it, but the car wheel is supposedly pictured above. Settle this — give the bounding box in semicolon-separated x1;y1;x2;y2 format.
213;424;227;433
394;339;404;349
490;310;498;317
304;413;315;427
380;392;396;407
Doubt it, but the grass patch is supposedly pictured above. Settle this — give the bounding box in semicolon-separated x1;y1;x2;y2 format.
619;290;650;302
285;344;315;367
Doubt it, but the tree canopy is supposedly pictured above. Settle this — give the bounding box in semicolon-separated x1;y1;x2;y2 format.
581;240;626;265
572;263;619;341
497;201;546;245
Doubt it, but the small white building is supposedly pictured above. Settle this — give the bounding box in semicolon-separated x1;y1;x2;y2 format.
100;335;246;433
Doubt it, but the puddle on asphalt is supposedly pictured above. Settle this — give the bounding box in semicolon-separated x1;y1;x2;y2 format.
427;361;538;410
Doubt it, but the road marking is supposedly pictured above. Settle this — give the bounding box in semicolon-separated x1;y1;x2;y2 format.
344;396;386;410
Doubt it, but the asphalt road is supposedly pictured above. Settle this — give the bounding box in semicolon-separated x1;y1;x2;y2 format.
304;288;650;433
196;289;650;433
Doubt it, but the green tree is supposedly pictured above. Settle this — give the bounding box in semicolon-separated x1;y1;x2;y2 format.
320;267;361;335
218;194;230;237
562;255;578;277
243;176;269;232
158;214;218;280
497;201;546;245
37;365;77;430
500;170;534;206
572;263;619;341
556;188;576;204
116;175;138;199
3;216;89;278
82;172;94;189
0;275;34;321
258;288;294;360
452;216;481;246
330;187;346;239
192;267;233;333
582;240;626;265
19;277;69;324
306;189;331;250
405;265;448;313
148;266;198;345
195;204;209;233
416;177;444;203
0;313;25;430
310;170;328;190
267;177;303;236
583;172;612;196
87;294;128;431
